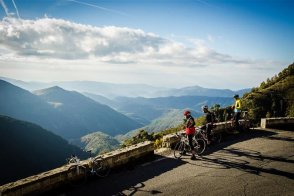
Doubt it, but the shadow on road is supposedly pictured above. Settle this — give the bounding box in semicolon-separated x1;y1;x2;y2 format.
198;153;294;180
203;128;277;155
265;135;294;142
43;155;185;196
189;129;294;180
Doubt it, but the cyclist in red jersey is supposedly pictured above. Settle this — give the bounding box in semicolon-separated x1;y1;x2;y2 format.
183;110;197;160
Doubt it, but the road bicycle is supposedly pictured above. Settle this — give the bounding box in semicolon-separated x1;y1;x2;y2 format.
195;126;222;145
173;132;206;159
66;151;110;186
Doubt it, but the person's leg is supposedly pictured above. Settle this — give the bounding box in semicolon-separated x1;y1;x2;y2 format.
236;112;241;131
206;124;212;144
188;134;196;160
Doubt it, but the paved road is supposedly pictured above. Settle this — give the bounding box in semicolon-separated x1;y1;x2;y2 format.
51;128;294;196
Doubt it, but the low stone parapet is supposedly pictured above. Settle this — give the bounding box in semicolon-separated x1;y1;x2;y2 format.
162;120;251;148
0;141;154;196
261;117;294;129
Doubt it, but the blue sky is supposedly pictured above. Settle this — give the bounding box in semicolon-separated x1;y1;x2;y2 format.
0;0;293;89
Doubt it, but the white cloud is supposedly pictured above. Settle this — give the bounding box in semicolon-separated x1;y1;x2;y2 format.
0;17;264;67
0;17;287;88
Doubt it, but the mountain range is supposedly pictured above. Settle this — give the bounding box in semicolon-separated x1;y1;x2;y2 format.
0;76;250;99
87;95;234;125
0;80;141;140
0;77;250;158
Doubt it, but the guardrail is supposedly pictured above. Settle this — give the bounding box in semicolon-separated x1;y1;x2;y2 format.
0;141;154;196
261;117;294;129
162;119;251;148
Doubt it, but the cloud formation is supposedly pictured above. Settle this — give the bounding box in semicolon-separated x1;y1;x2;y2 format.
0;17;257;68
0;16;286;89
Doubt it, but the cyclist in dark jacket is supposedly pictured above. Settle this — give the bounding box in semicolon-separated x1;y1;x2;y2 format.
200;105;213;145
183;110;196;160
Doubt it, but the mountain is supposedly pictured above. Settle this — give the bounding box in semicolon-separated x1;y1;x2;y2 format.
110;95;233;124
33;86;142;138
0;80;142;140
155;85;251;98
83;92;116;107
0;76;250;98
50;81;168;98
0;77;167;98
0;80;71;137
118;109;201;141
0;115;87;185
141;109;201;133
0;76;51;91
72;131;120;155
242;63;294;122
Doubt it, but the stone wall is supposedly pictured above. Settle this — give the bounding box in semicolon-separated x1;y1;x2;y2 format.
0;141;154;196
162;119;251;148
261;117;294;129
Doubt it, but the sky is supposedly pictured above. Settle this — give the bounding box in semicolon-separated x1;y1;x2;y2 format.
0;0;293;90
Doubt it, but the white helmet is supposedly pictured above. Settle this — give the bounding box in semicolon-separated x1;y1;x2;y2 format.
202;105;208;111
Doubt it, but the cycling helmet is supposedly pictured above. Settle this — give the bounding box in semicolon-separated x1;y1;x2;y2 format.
183;110;191;116
233;94;239;98
201;105;208;111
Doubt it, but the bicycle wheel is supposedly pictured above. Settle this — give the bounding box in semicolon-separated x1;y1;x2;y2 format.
93;158;110;177
174;141;185;159
67;165;87;186
194;139;206;155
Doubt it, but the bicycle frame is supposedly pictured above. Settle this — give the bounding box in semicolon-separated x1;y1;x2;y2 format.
174;132;206;158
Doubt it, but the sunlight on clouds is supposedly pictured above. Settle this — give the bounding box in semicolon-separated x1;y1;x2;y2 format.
0;16;255;66
0;17;287;88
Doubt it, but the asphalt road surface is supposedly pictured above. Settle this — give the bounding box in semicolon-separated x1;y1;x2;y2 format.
49;128;294;196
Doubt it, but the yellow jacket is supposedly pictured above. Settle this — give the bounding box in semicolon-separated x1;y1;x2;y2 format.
235;98;241;112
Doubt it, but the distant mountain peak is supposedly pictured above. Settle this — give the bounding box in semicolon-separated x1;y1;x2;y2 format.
33;86;67;95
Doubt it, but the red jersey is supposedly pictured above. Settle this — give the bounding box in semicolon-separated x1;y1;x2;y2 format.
185;116;195;135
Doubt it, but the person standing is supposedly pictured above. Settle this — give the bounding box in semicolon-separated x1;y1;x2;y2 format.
232;94;242;131
183;110;197;160
200;105;213;145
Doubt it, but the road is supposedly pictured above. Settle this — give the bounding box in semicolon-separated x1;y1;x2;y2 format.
49;128;294;196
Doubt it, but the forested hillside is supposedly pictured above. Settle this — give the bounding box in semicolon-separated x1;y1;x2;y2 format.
0;115;87;185
242;63;294;123
77;131;120;155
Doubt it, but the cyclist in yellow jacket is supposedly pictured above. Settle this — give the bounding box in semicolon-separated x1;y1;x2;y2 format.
232;94;242;131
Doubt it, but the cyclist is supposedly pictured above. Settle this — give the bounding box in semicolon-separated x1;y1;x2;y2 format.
200;105;213;145
183;110;197;160
232;94;242;131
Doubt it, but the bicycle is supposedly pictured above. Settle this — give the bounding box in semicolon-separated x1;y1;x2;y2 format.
66;151;110;186
173;132;206;159
67;155;87;186
86;150;110;178
195;126;222;145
